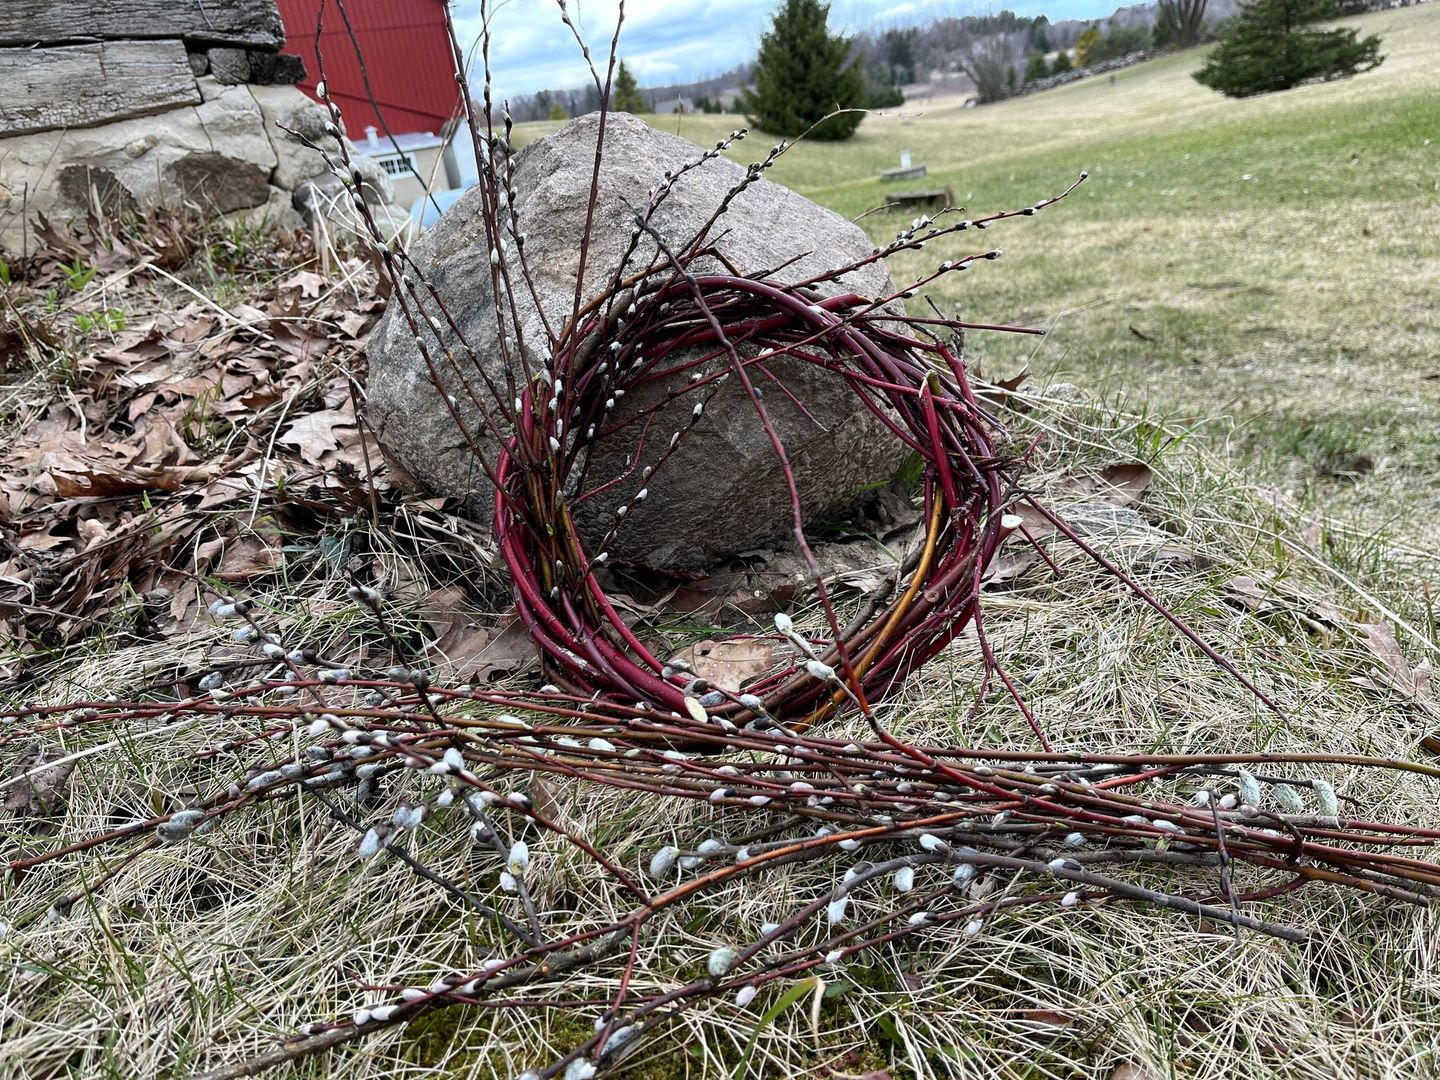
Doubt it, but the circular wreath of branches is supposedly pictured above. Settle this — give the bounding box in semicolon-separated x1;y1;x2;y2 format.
494;261;1022;736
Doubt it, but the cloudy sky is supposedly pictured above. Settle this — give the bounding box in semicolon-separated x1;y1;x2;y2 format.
456;0;1124;98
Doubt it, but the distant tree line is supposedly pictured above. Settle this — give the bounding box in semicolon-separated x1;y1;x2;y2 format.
504;62;754;122
501;0;1379;128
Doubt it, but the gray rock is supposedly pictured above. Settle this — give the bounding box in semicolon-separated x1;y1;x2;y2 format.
225;183;305;233
0;41;200;136
0;82;292;251
170;151;271;214
366;112;906;571
187;50;210;78
56;164;138;219
292;156;395;219
246;51;306;85
207;47;251;85
249;83;330;189
194;80;277;174
2;0;286;50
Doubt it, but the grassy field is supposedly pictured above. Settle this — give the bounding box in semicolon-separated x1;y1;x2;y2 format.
522;4;1440;544
5;11;1440;1080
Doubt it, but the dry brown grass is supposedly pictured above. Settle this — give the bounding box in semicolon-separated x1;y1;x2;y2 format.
4;11;1440;1077
4;381;1439;1080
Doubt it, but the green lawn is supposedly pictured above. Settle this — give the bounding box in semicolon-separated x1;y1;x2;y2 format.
519;4;1440;543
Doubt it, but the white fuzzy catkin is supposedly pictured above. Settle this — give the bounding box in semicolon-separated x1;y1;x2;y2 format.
804;660;836;681
648;846;680;878
1236;768;1263;807
1273;783;1305;814
506;841;530;875
357;828;384;860
707;946;737;977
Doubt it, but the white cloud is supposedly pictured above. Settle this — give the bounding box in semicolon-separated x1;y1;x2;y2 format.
452;0;1116;98
873;2;918;22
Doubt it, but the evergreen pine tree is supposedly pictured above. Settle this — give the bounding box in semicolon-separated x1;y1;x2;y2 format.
612;60;647;113
1194;0;1382;97
1050;49;1074;73
1155;0;1208;48
1024;50;1050;82
1028;16;1052;52
743;0;867;141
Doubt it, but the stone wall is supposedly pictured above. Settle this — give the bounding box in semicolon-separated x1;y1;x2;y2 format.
1011;51;1153;100
0;0;394;253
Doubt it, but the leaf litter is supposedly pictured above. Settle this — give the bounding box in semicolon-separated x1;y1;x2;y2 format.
0;216;452;684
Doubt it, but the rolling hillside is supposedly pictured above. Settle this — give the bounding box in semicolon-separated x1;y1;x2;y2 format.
517;3;1440;540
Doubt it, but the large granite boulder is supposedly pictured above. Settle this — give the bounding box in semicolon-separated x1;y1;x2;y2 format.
366;112;907;572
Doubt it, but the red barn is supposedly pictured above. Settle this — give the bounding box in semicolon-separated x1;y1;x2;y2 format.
277;0;461;136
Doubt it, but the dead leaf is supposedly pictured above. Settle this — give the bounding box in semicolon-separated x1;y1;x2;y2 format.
1073;462;1153;507
1017;1008;1077;1029
982;552;1041;587
672;638;776;693
279;269;327;300
463;614;540;683
976;368;1030;412
1109;1064;1156;1080
277;408;355;467
527;775;568;826
424;592;538;683
45;451;218;498
1223;575;1270;611
1352;619;1432;705
872;485;921;538
214;530;284;582
5;743;74;837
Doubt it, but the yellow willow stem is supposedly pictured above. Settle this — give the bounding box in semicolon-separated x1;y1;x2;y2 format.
801;493;945;731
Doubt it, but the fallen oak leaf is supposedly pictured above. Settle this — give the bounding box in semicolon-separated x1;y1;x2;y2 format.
672;638;776;693
982;552;1042;587
278;269;328;300
276;408;357;467
48;460;221;498
214;530;285;582
1222;574;1270;611
1346;618;1433;706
